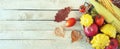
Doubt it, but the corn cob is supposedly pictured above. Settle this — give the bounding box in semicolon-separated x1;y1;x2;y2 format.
90;0;120;33
98;0;120;21
107;0;120;21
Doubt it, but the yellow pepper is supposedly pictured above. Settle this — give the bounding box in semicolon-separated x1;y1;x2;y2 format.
91;34;110;49
80;14;93;27
101;24;116;38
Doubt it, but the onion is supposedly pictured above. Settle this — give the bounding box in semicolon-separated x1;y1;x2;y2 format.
84;23;98;37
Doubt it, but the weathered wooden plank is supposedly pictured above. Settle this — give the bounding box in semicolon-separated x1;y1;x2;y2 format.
0;21;82;31
0;10;81;20
0;30;93;49
0;40;55;49
0;30;92;49
0;31;73;39
0;39;93;49
0;31;54;39
0;30;86;39
0;0;89;9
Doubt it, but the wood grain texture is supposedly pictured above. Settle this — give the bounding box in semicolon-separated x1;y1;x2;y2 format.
0;10;81;20
0;30;85;39
0;0;89;9
0;40;55;49
0;31;55;39
0;31;73;39
0;21;82;31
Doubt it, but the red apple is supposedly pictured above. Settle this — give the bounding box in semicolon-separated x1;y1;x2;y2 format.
84;23;98;37
105;38;118;49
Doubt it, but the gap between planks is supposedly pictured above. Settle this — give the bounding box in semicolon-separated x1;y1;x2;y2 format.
0;21;84;39
0;31;93;49
0;39;93;49
5;9;79;11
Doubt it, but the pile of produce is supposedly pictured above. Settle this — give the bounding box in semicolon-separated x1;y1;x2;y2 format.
54;0;120;49
79;0;120;49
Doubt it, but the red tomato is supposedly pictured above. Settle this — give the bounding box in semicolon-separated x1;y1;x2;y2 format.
95;15;104;26
66;18;76;27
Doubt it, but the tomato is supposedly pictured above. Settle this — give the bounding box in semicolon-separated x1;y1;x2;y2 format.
95;15;104;26
66;18;76;27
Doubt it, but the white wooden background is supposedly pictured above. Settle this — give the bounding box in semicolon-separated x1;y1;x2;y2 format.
0;0;93;49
